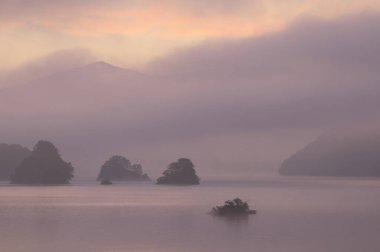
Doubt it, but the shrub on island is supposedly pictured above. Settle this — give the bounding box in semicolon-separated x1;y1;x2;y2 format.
211;198;256;216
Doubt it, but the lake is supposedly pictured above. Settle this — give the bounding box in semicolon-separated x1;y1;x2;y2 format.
0;177;379;252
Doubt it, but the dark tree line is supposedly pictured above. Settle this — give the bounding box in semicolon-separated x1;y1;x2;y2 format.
0;140;201;185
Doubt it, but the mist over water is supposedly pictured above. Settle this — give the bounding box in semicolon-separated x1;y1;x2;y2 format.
2;13;380;179
1;3;380;251
0;178;379;252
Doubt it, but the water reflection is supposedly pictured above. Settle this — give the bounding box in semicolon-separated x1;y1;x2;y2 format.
211;212;252;225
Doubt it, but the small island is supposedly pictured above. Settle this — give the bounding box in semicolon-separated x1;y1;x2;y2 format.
97;155;150;182
11;140;74;184
211;198;256;216
156;158;200;185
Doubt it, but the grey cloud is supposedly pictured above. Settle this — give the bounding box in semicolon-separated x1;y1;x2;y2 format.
148;13;380;77
146;12;380;130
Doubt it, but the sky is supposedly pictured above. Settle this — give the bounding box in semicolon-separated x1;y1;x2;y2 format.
1;1;380;178
1;0;380;71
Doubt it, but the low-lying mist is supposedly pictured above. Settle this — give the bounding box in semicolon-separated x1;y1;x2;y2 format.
1;12;380;179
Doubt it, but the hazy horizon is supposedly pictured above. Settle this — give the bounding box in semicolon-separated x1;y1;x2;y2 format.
2;3;380;180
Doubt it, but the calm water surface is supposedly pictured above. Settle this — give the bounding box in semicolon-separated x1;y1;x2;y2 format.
0;177;379;252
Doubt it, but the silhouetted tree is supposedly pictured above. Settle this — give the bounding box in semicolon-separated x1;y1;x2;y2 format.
157;158;200;185
97;155;150;181
11;140;74;184
0;144;31;180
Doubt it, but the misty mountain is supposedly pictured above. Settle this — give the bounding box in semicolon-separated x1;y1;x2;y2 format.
0;60;160;143
279;132;380;177
2;61;152;114
0;61;162;177
0;60;203;178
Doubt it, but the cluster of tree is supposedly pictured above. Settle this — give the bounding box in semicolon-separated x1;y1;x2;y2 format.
0;140;201;185
97;157;200;185
211;198;256;216
97;155;150;182
157;158;200;185
11;140;74;184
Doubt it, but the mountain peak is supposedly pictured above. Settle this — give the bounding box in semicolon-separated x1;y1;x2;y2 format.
83;61;124;71
78;61;147;78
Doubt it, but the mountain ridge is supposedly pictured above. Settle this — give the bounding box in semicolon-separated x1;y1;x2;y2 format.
279;132;380;177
